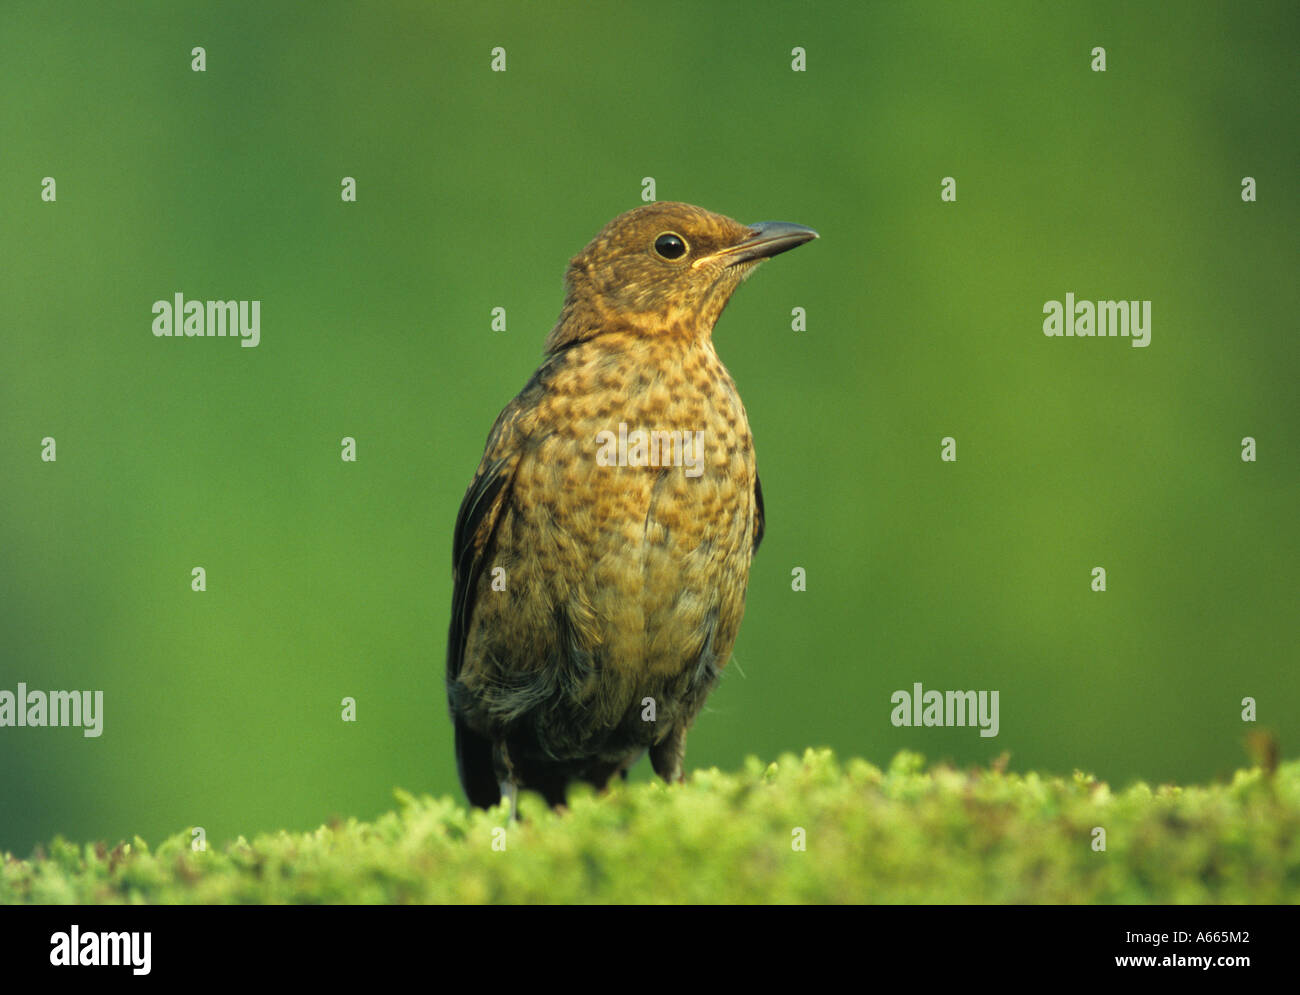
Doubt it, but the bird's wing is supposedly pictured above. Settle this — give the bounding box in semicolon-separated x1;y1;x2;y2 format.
447;369;554;807
447;398;530;684
753;472;766;554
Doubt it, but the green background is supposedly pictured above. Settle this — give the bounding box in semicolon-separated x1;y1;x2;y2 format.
1;0;1295;856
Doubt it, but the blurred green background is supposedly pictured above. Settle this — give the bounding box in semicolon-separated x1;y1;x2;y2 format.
2;0;1296;856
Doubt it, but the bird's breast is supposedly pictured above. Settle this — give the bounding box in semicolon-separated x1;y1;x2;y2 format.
472;334;758;735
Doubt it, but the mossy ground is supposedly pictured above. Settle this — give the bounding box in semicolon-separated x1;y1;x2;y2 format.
3;750;1297;904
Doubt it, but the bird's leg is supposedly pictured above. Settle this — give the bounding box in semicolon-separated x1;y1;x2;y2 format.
499;778;519;822
495;739;520;822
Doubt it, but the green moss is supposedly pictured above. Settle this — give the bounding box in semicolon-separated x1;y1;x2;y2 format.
3;750;1297;904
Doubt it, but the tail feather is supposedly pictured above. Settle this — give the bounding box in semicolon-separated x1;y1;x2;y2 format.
454;719;501;809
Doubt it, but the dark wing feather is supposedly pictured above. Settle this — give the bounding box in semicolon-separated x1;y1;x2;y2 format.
446;445;518;807
752;472;765;554
446;365;557;805
447;360;560;683
447;452;515;682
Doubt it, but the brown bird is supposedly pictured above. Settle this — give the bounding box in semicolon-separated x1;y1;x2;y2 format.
446;201;817;810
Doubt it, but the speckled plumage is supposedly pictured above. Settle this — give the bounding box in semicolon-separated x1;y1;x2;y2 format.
447;202;816;808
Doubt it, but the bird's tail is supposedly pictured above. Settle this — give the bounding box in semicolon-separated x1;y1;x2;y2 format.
454;719;502;808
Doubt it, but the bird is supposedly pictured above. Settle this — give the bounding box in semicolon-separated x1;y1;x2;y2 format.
446;201;817;812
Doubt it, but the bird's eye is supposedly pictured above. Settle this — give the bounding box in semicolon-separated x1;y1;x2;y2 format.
653;232;688;260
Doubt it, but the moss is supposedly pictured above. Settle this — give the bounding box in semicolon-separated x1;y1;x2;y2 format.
3;750;1297;904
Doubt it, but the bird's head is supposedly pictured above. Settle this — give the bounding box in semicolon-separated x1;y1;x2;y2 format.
545;201;817;353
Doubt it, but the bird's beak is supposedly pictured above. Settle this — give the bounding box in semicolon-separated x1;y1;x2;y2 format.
697;221;819;269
